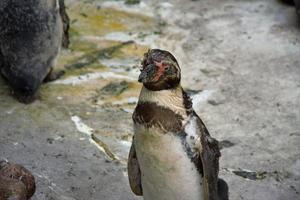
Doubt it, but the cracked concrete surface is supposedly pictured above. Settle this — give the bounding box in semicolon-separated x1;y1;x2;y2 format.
0;0;299;200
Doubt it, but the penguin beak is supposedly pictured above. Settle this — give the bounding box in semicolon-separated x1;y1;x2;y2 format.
138;64;157;83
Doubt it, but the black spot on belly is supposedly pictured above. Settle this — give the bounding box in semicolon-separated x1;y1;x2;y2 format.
178;132;203;176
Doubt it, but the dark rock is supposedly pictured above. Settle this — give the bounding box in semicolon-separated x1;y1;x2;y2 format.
185;89;203;96
233;170;267;180
0;161;36;199
100;81;129;96
208;99;221;106
219;140;235;149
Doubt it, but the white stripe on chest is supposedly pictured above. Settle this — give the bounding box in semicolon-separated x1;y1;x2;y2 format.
184;116;201;151
134;125;204;200
138;86;187;118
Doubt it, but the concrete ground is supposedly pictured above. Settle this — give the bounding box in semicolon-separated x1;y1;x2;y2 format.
0;0;299;200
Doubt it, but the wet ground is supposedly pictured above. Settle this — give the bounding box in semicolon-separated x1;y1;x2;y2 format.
0;0;299;200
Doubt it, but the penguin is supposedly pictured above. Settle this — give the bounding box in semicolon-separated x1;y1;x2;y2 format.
0;0;68;103
0;160;36;200
128;49;228;200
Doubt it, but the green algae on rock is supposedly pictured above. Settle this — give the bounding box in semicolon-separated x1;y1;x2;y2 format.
100;81;129;96
68;4;155;37
125;0;141;5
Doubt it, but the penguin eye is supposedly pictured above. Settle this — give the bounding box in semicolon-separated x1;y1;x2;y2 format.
164;66;170;71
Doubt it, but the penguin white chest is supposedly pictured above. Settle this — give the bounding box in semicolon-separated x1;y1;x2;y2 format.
134;126;204;200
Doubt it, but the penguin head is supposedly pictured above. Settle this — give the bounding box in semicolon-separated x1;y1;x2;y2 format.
138;49;181;91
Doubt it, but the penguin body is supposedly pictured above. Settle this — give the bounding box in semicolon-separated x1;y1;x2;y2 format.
0;0;66;103
128;49;228;200
134;117;203;200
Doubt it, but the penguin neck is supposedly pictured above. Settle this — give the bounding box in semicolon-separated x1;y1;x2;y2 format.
138;85;188;118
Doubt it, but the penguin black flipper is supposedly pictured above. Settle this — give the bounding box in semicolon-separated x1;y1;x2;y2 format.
217;178;229;200
193;113;222;200
195;113;231;200
127;139;143;196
